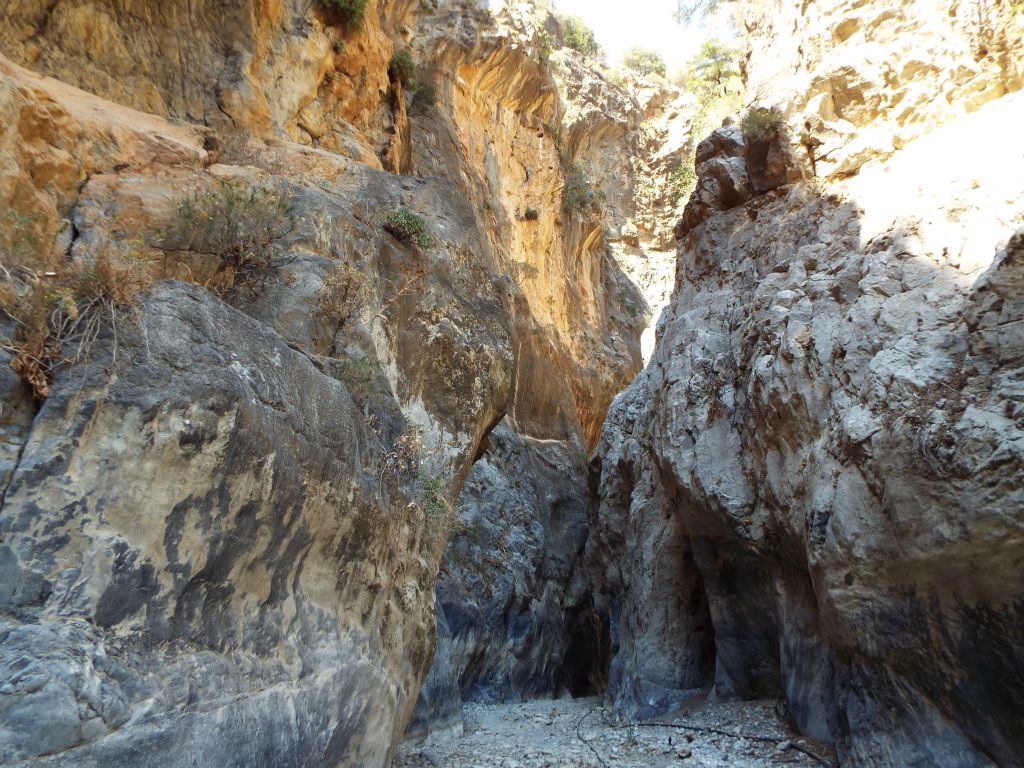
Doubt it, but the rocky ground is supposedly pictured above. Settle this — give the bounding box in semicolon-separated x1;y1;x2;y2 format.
395;697;835;768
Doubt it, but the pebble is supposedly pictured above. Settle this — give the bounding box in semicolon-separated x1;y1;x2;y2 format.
393;696;834;768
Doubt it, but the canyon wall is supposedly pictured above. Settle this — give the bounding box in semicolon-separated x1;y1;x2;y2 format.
406;4;690;735
0;0;665;764
591;1;1024;765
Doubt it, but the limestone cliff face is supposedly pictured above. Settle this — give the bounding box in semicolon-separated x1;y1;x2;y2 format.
592;1;1024;766
0;0;419;160
740;0;1024;180
0;1;664;765
404;3;689;735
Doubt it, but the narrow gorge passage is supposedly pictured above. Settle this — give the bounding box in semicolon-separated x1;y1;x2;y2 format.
1;1;1022;768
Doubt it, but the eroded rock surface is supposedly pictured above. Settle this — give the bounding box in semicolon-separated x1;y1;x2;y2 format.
0;282;446;767
592;22;1024;767
0;0;653;764
403;3;698;735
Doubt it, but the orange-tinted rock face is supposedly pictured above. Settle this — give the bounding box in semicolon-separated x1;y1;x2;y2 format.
0;1;684;765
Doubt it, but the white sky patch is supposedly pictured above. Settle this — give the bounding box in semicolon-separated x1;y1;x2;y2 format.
546;0;724;72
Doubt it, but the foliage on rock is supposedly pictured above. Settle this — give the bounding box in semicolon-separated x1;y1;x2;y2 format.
667;163;698;205
410;80;437;112
668;39;743;208
622;47;667;78
741;106;784;142
684;39;740;99
389;49;416;86
561;156;600;214
163;180;295;295
556;14;600;58
316;263;372;327
318;0;370;33
338;355;381;402
1;218;153;399
381;208;431;248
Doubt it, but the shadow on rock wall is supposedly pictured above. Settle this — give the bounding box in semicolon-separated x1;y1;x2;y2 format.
589;109;1024;767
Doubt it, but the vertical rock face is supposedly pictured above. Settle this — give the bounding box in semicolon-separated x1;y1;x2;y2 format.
0;1;660;765
404;4;695;734
592;2;1024;766
409;421;601;735
0;0;419;155
0;282;460;768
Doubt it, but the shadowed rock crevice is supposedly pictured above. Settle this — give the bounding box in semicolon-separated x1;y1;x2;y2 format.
2;1;1022;767
590;83;1024;765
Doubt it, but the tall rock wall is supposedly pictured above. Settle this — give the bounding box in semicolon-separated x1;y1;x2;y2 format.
0;0;660;765
591;1;1024;766
405;4;691;736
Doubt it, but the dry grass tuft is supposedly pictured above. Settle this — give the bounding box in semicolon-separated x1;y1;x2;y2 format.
1;232;154;399
317;263;372;327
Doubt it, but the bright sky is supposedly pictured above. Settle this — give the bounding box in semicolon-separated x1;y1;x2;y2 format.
547;0;717;72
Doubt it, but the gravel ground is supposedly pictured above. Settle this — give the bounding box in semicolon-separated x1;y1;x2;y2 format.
394;696;836;768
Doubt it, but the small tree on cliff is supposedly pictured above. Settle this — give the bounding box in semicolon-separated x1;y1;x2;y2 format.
318;0;370;33
622;47;667;78
684;39;740;98
556;14;601;58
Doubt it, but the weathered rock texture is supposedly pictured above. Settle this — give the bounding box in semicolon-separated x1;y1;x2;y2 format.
405;4;692;735
741;0;1024;180
408;421;602;735
0;0;652;765
592;2;1024;766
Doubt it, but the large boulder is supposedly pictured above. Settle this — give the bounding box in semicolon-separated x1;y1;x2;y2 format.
0;282;439;766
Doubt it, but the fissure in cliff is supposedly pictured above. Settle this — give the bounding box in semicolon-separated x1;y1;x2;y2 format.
1;1;1022;768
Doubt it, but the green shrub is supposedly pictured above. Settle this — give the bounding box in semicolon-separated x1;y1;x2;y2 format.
536;28;554;61
410;80;437;112
418;473;452;531
388;49;416;86
556;14;600;57
318;0;369;33
622;47;666;78
684;39;739;98
316;262;372;327
676;38;743;188
605;67;628;88
668;162;697;205
741;106;784;142
523;207;540;221
562;159;596;213
165;180;294;293
381;208;431;248
338;355;380;401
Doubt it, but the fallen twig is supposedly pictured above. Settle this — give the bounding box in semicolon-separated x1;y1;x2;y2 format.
575;706;609;768
627;718;835;767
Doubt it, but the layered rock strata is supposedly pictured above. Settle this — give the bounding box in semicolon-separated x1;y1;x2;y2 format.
591;2;1024;765
0;0;652;764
